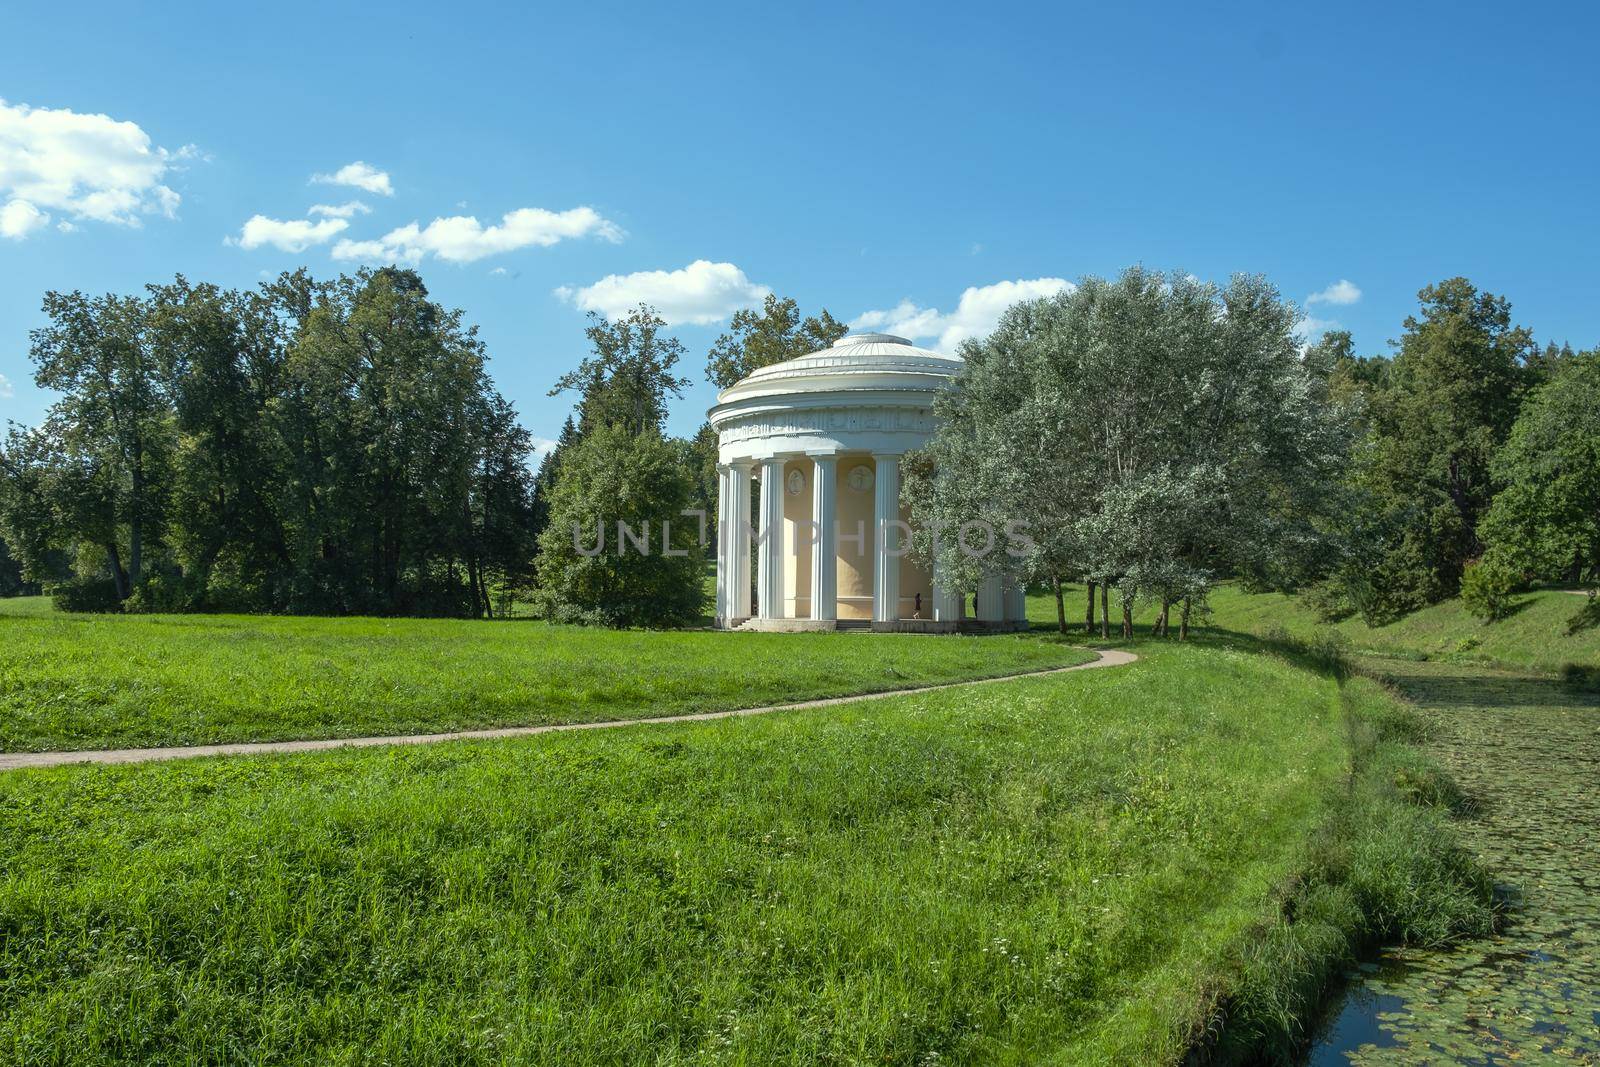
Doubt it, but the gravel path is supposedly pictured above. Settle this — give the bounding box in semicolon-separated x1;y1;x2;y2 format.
0;648;1139;772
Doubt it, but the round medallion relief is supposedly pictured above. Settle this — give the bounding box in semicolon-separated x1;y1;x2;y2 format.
847;465;874;493
785;469;806;496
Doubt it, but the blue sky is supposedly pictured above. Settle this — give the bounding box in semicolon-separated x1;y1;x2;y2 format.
3;0;1596;449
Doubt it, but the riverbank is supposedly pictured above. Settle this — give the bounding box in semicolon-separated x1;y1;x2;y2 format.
1304;657;1600;1064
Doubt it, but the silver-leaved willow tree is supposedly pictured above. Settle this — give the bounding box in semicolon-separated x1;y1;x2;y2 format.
902;267;1357;637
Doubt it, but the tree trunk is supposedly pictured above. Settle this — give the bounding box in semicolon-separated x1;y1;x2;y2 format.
106;542;130;601
1085;580;1097;634
1121;594;1132;638
1100;582;1110;639
1158;598;1170;637
128;444;144;587
1052;575;1067;633
465;557;483;618
1179;596;1192;640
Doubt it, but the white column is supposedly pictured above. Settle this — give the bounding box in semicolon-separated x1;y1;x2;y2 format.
872;454;901;623
809;454;837;621
1004;575;1027;622
757;457;785;620
932;565;963;624
715;464;731;624
977;574;1005;622
731;462;753;619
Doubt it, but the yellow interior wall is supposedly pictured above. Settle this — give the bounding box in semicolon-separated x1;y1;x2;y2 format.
782;459;811;617
768;455;928;623
836;456;875;620
898;500;932;620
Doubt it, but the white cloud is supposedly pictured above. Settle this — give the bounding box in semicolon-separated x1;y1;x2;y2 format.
0;372;13;399
1;198;50;239
1295;314;1341;340
554;260;769;325
852;277;1073;351
334;206;621;265
311;161;393;196
0;98;194;238
232;214;349;252
530;436;557;465
1306;278;1361;306
308;200;370;219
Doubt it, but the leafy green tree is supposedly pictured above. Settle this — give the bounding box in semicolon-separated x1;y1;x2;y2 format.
905;268;1353;638
705;294;848;389
679;422;720;557
0;533;33;596
1480;350;1600;588
146;276;290;607
0;425;68;588
552;306;690;436
533;426;705;626
1358;278;1536;610
28;290;173;598
6;268;535;617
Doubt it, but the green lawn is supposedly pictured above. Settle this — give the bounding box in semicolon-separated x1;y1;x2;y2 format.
0;642;1349;1064
1027;583;1600;674
0;598;1091;752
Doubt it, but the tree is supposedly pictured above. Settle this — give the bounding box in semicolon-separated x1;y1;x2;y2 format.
552;306;690;436
1479;350;1600;589
28;290;173;598
1358;278;1536;609
705;294;848;389
146;276;290;606
904;268;1354;638
6;268;535;617
0;533;32;597
679;422;720;557
533;426;706;627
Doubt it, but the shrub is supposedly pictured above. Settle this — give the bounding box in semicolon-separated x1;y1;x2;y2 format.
49;576;123;613
1459;556;1519;622
1561;662;1600;692
1259;624;1350;677
1300;580;1355;623
1566;594;1600;636
532;426;707;628
124;573;203;614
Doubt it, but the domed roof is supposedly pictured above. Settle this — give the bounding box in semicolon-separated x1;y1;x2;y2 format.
712;332;962;411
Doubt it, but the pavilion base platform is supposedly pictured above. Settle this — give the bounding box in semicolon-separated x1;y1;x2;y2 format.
957;619;1031;634
733;618;839;632
723;618;1022;634
872;619;957;634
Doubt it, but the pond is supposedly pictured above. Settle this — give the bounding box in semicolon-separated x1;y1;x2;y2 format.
1304;659;1600;1064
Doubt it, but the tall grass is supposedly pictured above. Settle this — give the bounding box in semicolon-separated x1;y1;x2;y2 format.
1195;635;1497;1064
0;643;1346;1064
0;601;1090;751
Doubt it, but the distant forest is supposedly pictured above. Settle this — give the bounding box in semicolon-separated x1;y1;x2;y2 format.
0;274;838;618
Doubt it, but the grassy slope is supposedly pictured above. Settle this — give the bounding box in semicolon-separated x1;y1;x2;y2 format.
1026;584;1600;674
0;642;1346;1065
0;598;1090;752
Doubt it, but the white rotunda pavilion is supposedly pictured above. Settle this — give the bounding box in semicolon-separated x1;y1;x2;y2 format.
708;332;1028;632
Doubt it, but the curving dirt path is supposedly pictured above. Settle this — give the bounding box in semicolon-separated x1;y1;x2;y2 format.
0;648;1138;773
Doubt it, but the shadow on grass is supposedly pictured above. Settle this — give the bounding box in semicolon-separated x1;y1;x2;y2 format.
1566;596;1600;636
1368;668;1600;711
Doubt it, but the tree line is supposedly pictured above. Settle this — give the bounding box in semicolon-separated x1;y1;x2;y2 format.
2;263;1593;631
0;272;847;623
0;269;536;616
906;269;1598;636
